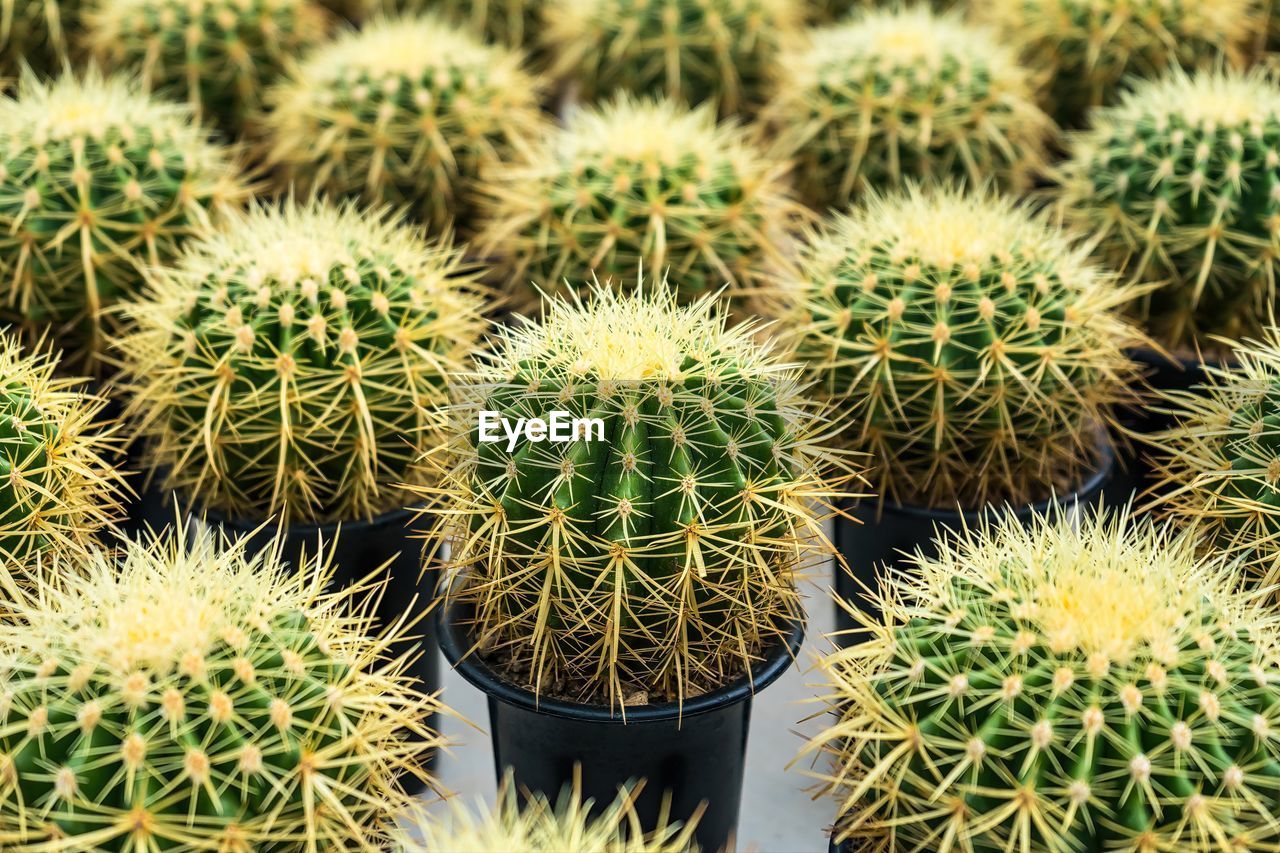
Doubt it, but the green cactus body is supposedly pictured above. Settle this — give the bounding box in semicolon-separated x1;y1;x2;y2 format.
544;0;801;116
983;0;1254;127
475;96;802;308
765;7;1051;212
263;15;546;234
0;72;244;371
0;527;443;850
117;200;486;524
85;0;331;131
1061;70;1280;349
788;186;1141;509
0;0;79;76
425;284;850;707
811;511;1280;851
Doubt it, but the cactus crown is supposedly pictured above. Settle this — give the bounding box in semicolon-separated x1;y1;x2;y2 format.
0;70;244;370
118;199;486;524
263;14;546;233
811;510;1280;851
767;6;1050;211
788;185;1141;509
475;95;802;308
1060;69;1280;349
543;0;801;116
424;282;851;708
0;525;442;850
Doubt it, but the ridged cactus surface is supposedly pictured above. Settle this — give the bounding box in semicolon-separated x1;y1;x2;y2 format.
544;0;801;116
766;7;1051;212
0;0;79;75
0;526;443;850
1060;70;1280;349
810;511;1280;851
117;200;486;524
788;186;1141;509
423;284;850;708
475;96;802;307
0;72;244;370
263;15;546;234
85;0;331;131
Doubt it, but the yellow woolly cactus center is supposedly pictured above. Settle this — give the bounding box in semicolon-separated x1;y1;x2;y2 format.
808;8;1021;77
1112;68;1280;127
8;71;189;140
298;14;499;82
561;97;724;165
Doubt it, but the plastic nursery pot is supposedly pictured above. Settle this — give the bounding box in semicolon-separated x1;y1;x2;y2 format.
438;591;806;853
833;448;1115;643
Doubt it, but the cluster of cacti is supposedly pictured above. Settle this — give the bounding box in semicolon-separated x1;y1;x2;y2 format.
810;510;1280;850
0;71;245;371
401;778;699;851
1059;69;1280;349
982;0;1255;126
262;14;546;234
116;199;487;525
475;96;802;307
0;524;444;849
0;0;79;75
787;185;1142;509
421;283;851;708
84;0;331;131
543;0;801;116
765;7;1051;212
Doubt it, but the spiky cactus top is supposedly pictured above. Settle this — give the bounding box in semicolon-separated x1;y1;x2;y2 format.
984;0;1254;127
84;0;331;131
0;525;444;851
0;72;244;371
0;0;79;76
810;511;1280;851
764;7;1051;213
543;0;801;117
116;200;487;525
1060;70;1280;349
475;96;802;307
424;283;850;708
787;186;1141;509
263;15;546;234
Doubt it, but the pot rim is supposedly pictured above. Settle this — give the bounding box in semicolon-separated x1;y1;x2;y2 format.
437;583;805;723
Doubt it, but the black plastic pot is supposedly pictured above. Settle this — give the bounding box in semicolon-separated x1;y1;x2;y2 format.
833;450;1114;641
439;593;805;853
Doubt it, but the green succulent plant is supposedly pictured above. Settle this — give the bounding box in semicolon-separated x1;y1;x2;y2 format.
543;0;802;117
474;95;804;309
84;0;332;131
786;185;1142;509
808;509;1280;851
262;14;547;235
0;523;445;850
420;283;854;709
982;0;1255;127
0;70;246;372
764;6;1052;213
1059;69;1280;350
0;0;80;76
115;199;487;525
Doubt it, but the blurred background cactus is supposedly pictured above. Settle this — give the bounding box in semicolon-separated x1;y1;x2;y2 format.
0;0;80;75
423;0;543;50
84;0;331;132
983;0;1255;127
115;200;486;525
475;96;802;307
765;7;1051;213
1059;69;1280;350
786;185;1142;509
262;15;545;235
808;510;1280;850
0;524;444;849
543;0;801;117
422;283;852;708
0;71;244;371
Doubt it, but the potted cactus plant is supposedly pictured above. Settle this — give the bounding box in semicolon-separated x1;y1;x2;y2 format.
422;282;852;852
784;185;1141;634
0;522;446;848
806;509;1280;851
114;199;488;697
